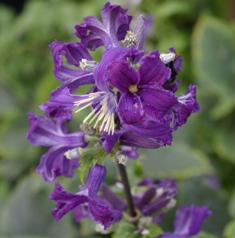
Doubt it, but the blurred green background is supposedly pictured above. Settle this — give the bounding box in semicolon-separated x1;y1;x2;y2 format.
0;0;235;237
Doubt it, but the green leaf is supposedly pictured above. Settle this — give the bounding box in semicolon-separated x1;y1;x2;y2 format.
178;177;231;237
0;174;76;237
192;16;235;119
224;220;235;238
142;142;214;180
112;221;140;238
195;231;219;238
78;147;107;183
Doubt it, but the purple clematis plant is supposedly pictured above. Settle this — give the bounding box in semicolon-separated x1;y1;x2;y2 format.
26;1;211;237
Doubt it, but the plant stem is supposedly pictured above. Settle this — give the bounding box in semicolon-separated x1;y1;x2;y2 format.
117;162;137;217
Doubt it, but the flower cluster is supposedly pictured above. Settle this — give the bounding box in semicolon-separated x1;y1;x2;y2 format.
26;2;210;237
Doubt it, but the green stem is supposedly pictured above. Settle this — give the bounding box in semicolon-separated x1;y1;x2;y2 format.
117;162;137;217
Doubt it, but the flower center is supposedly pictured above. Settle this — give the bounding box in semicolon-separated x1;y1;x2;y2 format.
122;31;136;47
128;84;138;93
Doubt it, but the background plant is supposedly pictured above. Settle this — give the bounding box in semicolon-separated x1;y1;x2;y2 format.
0;0;235;237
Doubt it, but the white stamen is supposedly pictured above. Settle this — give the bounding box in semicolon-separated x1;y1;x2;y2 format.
166;198;176;210
116;153;127;166
74;93;116;135
95;224;111;234
160;52;176;64
122;31;136;47
64;148;79;160
141;229;150;235
156;187;164;197
79;59;96;71
138;216;153;228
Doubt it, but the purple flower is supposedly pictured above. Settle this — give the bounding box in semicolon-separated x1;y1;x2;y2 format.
158;205;211;238
50;164;122;229
49;40;95;93
26;113;87;182
171;85;200;130
106;50;176;125
134;179;177;223
75;2;132;50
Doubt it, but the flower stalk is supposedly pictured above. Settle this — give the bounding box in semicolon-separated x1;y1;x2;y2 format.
116;161;137;219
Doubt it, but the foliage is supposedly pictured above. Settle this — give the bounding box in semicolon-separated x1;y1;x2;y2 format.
0;0;234;237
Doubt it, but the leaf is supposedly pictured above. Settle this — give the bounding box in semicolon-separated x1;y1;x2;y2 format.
224;220;235;238
142;142;214;180
0;174;76;238
195;231;219;238
78;147;107;183
112;221;140;238
178;177;231;237
192;16;235;119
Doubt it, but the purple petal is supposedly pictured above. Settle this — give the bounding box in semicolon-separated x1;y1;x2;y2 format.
39;87;84;119
101;183;127;211
121;145;139;159
106;60;139;93
123;120;173;146
50;165;119;229
158;205;211;238
141;179;177;216
173;205;211;236
117;93;145;124
50;182;88;221
54;68;94;93
75;2;132;49
89;198;118;229
36;145;79;182
94;47;138;91
139;51;171;86
138;86;178;122
27;113;87;146
85;164;107;198
134;15;146;50
73;204;89;222
169;47;182;73
172;85;200;130
49;40;92;69
99;132;119;153
120;131;162;149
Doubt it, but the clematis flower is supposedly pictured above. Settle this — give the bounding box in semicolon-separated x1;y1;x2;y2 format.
171;84;200;130
75;2;132;50
158;205;211;238
26;113;87;182
50;164;122;229
105;50;177;125
134;179;177;223
49;40;95;93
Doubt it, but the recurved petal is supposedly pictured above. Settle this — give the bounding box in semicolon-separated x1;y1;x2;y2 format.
172;85;200;130
50;182;88;221
173;205;211;236
53;66;94;92
123;120;173;146
49;40;92;68
139;86;178;122
36;145;79;182
75;2;132;50
139;51;171;86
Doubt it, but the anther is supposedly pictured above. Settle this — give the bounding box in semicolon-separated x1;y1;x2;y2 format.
160;52;176;64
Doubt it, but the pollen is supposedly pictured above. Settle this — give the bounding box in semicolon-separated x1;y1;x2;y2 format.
122;31;136;47
128;84;138;93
